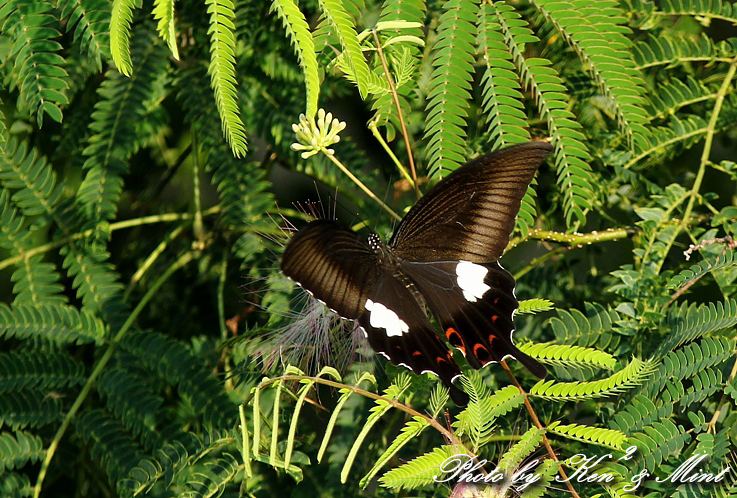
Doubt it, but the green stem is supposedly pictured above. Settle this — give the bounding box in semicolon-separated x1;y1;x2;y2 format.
124;224;186;301
368;120;416;190
0;209;219;272
372;29;419;199
33;251;195;498
249;374;467;451
192;133;205;241
508;227;632;250
653;58;737;276
324;153;401;221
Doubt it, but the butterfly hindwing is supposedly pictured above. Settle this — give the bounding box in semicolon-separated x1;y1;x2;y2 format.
357;272;467;405
390;141;553;263
401;260;547;378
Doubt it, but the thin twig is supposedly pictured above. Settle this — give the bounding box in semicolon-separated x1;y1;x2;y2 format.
372;29;419;199
34;251;196;498
500;360;580;498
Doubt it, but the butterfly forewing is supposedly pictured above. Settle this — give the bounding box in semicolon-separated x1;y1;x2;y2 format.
390;142;553;262
280;219;378;319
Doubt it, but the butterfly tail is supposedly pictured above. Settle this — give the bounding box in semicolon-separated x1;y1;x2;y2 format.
507;344;547;379
448;383;469;406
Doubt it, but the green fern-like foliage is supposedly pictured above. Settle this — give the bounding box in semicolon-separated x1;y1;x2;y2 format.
0;0;69;126
531;357;656;401
534;0;649;145
109;0;136;76
204;0;248;157
667;250;737;289
58;0;112;70
378;445;458;491
77;25;169;235
453;378;524;451
1;0;736;496
423;0;477;178
547;421;627;451
655;299;737;356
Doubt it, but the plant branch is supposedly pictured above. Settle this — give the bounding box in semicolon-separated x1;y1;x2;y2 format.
33;251;195;498
372;29;419;199
324;152;401;221
653;57;737;276
500;360;580;498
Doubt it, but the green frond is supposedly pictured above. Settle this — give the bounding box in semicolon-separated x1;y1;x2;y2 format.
0;136;64;218
378;445;458;490
548;303;622;351
177;66;274;230
668;251;737;290
318;0;371;98
518;343;617;370
117;433;202;495
490;1;594;226
647;76;717;122
0;389;62;430
616;114;707;169
61;249;126;322
283;366;341;469
0;351;84;393
521;459;558;498
498;427;545;474
152;0;178;59
534;0;649;144
516;185;538;238
58;0;112;70
633;33;736;70
77;26;170;231
530;357;656;401
359;416;430;488
181;451;240;497
454;381;524;450
109;0;136;76
271;0;319;117
477;3;531;149
516;298;554;314
9;256;67;306
423;0;477;178
548;421;627;451
0;303;105;344
340;374;411;483
655;299;737;356
317;371;377;463
120;331;238;428
0;431;44;472
679;367;722;406
97;368;164;452
628;419;689;470
0;0;69;126
205;0;248;157
0;472;32;496
75;408;145;484
658;0;737;26
428;383;449;416
609;394;674;435
645;337;734;398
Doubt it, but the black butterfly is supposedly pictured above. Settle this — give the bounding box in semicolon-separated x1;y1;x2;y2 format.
280;141;552;405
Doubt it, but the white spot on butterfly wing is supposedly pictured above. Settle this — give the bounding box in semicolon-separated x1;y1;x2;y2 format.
365;299;409;337
455;261;491;302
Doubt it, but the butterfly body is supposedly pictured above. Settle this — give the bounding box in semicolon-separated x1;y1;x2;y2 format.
281;142;553;404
